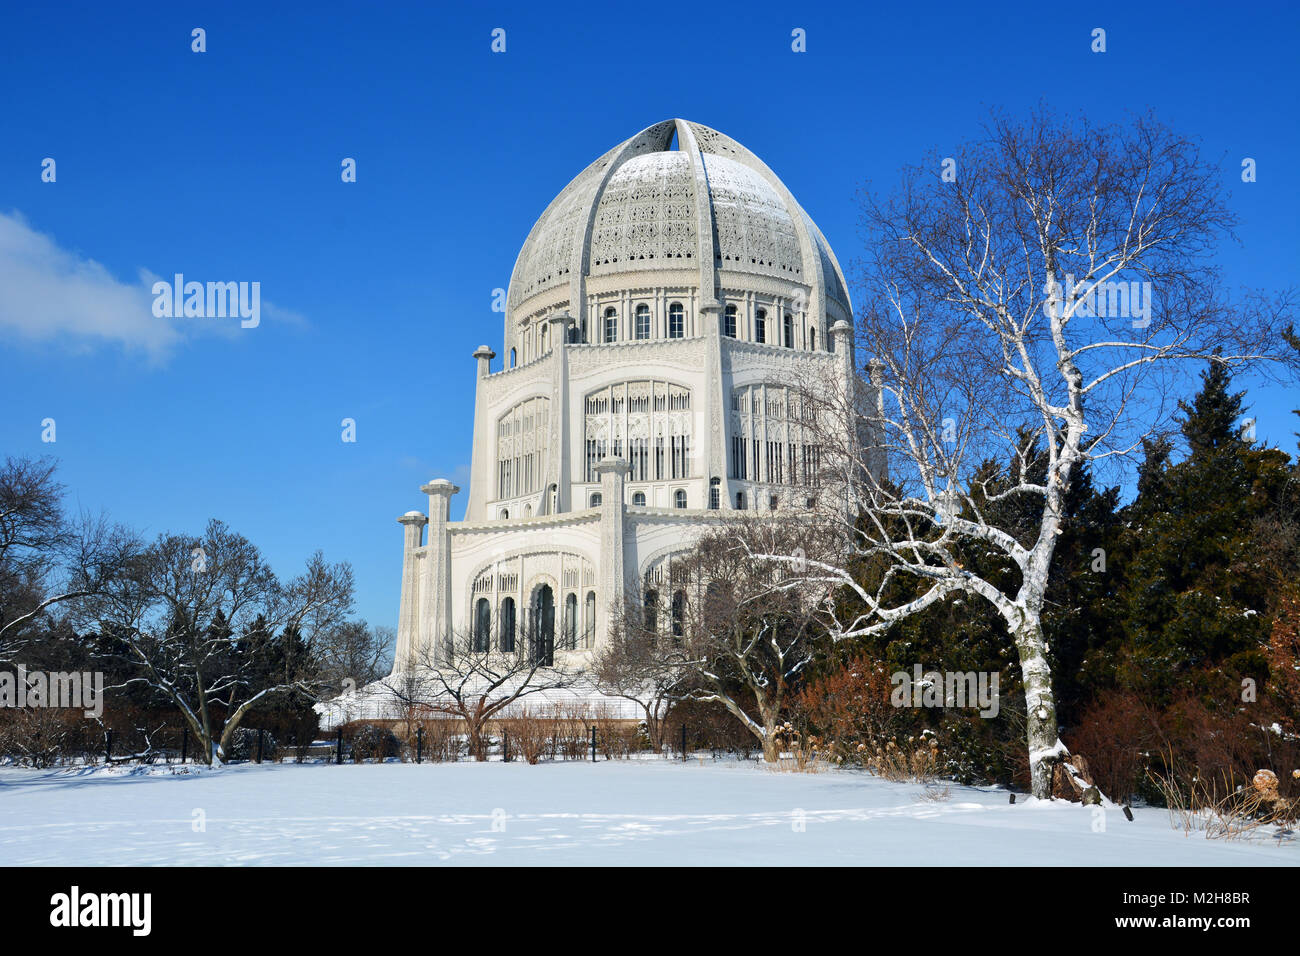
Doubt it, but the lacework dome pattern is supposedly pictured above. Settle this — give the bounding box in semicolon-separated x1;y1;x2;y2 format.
505;119;850;358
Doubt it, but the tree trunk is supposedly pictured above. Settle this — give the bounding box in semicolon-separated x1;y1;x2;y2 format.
644;707;663;754
466;719;487;761
1011;613;1062;799
196;675;215;765
760;709;781;763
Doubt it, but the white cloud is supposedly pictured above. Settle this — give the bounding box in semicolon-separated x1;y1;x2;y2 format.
0;211;181;360
0;211;307;362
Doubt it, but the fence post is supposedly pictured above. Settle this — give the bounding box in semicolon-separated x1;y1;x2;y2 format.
335;727;343;765
256;728;264;764
180;726;188;764
105;730;113;763
503;731;509;763
590;726;596;763
681;724;686;760
416;725;423;764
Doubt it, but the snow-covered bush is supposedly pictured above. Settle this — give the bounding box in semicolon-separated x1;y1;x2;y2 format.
225;727;278;763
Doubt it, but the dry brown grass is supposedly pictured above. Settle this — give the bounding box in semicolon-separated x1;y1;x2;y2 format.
857;735;943;783
1146;752;1299;840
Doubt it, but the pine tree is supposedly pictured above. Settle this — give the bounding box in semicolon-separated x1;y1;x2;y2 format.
1177;360;1247;458
1115;362;1291;703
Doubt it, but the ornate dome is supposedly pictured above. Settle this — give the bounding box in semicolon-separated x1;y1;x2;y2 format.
504;119;850;352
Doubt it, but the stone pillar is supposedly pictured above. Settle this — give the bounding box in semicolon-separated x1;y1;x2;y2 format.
594;456;628;652
828;319;864;482
393;511;428;671
700;303;731;508
543;313;573;514
829;319;853;380
418;479;459;663
463;345;496;522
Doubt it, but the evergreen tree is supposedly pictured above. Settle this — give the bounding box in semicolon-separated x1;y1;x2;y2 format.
1115;362;1291;703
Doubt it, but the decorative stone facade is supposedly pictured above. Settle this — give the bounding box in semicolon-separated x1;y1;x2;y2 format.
391;119;867;677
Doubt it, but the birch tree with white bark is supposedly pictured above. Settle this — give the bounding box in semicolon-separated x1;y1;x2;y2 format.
784;109;1296;798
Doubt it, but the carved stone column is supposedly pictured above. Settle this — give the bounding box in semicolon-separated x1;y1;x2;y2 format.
594;456;629;652
463;345;495;521
419;479;459;663
393;511;428;671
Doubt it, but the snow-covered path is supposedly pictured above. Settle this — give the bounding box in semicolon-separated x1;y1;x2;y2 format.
0;760;1293;866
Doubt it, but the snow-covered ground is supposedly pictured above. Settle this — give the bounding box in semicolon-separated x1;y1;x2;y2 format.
0;760;1294;866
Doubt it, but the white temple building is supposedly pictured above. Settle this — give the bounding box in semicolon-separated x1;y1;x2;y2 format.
323;118;869;724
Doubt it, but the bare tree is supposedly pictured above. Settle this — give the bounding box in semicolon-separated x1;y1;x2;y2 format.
0;456;139;663
770;107;1297;798
387;624;583;760
316;620;394;694
84;519;355;763
671;517;827;762
592;592;694;753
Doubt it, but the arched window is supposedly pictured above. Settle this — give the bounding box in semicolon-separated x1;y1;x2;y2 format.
604;307;618;343
668;302;684;338
496;396;550;500
643;589;659;634
755;308;767;344
523;504;532;518
723;304;737;338
563;592;578;650
770;494;780;511
500;508;509;520
709;477;720;510
499;597;516;653
808;327;816;351
509;347;517;367
671;590;686;638
530;584;555;667
590;492;602;508
674;489;687;509
783;313;794;348
585;591;597;648
632;491;646;507
473;598;491;653
635;304;651;340
540;323;548;354
735;491;746;510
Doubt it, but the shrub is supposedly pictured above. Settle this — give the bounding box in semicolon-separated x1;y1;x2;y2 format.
343;722;400;762
663;697;760;758
1064;689;1159;803
225;727;278;762
792;653;908;749
0;708;97;768
408;718;464;762
497;709;553;764
1067;681;1300;808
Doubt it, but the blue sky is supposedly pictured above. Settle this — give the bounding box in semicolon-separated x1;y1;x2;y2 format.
2;0;1297;630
